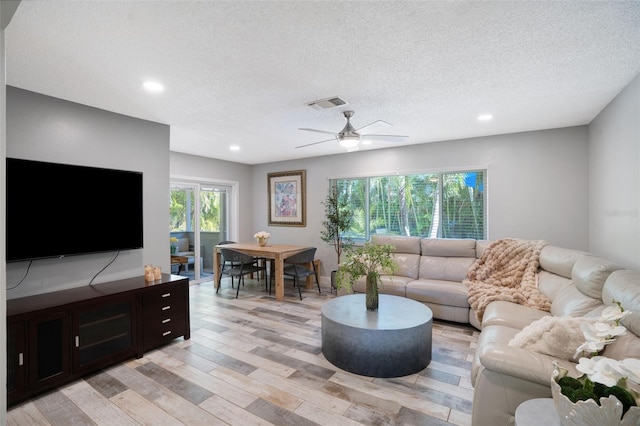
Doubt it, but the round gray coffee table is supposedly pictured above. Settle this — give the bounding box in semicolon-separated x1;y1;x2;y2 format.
321;294;433;378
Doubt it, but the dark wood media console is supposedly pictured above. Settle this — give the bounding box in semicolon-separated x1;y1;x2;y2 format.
6;274;190;407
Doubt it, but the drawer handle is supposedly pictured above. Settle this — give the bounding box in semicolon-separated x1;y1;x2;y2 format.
75;336;80;348
162;318;171;324
18;353;23;366
162;305;171;311
162;293;171;298
162;331;172;336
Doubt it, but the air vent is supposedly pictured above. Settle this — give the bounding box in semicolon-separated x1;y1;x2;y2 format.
306;96;347;110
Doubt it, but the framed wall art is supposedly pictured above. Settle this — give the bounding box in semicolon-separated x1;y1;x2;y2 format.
268;169;306;227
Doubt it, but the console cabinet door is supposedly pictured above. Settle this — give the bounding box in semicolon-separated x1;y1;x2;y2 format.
71;295;137;374
7;321;26;405
28;311;70;389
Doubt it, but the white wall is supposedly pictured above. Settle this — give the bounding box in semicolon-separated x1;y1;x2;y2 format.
5;86;170;299
589;73;640;270
251;126;590;277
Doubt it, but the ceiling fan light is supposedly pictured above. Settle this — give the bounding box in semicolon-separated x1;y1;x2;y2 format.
338;135;359;148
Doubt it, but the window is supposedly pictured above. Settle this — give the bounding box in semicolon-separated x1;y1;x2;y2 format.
170;186;196;233
332;170;486;240
170;186;224;233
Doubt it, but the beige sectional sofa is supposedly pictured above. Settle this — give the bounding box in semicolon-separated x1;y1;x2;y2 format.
351;235;482;326
346;235;640;426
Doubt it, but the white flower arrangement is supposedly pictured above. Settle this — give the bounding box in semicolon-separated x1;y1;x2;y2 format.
573;302;630;359
554;300;640;418
254;231;270;239
576;356;640;388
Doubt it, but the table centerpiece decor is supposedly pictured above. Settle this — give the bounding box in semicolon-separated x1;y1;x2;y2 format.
254;231;271;247
335;241;397;311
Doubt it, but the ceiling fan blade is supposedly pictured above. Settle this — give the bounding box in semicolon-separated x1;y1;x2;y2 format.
361;134;409;140
295;137;335;149
356;120;392;134
298;128;338;135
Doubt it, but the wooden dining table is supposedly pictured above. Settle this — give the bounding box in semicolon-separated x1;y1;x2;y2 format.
213;242;309;300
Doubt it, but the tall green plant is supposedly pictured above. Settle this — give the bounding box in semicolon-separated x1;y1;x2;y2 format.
321;185;353;264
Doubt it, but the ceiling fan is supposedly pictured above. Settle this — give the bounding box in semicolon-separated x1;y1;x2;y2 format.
296;110;408;151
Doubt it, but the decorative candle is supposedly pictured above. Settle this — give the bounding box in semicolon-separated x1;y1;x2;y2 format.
153;266;162;280
144;264;154;281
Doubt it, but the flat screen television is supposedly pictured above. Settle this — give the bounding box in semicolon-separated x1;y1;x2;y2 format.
6;158;144;263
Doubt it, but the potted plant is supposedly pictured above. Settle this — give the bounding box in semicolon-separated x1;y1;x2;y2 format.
320;185;353;289
335;241;397;311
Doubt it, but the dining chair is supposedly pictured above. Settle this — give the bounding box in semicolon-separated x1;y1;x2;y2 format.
217;248;267;298
218;240;264;287
273;247;320;300
218;240;240;288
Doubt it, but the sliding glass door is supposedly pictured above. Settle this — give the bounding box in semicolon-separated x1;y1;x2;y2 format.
170;181;231;281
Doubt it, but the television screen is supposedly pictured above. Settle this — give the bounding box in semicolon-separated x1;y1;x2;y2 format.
6;158;144;262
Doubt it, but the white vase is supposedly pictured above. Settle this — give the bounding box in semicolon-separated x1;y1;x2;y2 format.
551;365;640;426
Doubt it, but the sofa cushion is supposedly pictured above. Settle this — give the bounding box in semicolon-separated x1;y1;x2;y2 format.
177;238;190;252
353;275;411;297
421;238;476;257
550;283;604;317
475;240;491;259
537;270;573;301
406;279;469;308
418;256;475;282
602;269;640;336
571;255;623;299
601;332;640;361
539;245;588;279
372;235;421;254
391;253;420;280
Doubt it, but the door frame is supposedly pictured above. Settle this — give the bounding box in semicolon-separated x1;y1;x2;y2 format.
170;175;239;280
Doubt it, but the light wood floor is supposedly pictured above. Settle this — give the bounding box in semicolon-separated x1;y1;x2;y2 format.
7;278;479;426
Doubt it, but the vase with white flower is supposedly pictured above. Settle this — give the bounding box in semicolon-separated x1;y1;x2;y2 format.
551;301;640;425
254;231;270;247
334;241;397;311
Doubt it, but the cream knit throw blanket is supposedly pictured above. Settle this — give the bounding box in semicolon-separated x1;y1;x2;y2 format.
464;238;551;322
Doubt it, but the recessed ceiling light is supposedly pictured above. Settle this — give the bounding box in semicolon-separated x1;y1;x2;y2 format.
143;80;164;93
229;145;240;151
477;114;493;121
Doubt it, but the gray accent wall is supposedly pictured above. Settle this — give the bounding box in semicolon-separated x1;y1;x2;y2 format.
250;126;590;277
2;3;21;422
589;73;640;270
6;86;170;300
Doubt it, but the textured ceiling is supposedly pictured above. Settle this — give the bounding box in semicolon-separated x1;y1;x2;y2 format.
6;1;640;165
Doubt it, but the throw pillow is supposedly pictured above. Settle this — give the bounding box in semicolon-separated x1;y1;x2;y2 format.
508;316;585;361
